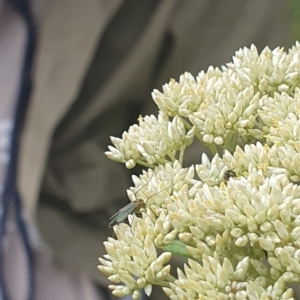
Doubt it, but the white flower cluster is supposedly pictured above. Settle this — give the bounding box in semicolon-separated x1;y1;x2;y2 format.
106;43;300;167
106;113;194;169
164;257;293;300
98;162;193;298
99;43;300;299
260;89;300;148
99;221;173;299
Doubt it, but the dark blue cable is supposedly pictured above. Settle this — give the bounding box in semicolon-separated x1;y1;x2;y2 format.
0;0;36;299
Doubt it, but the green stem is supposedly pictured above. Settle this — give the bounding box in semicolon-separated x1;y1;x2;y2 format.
223;130;237;154
194;131;204;143
206;143;218;156
180;116;192;130
157;157;173;165
194;130;218;156
165;274;177;283
154;277;176;287
166;152;176;161
136;160;154;169
178;145;186;165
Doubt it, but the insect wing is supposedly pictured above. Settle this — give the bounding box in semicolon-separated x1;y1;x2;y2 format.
109;168;191;227
109;201;140;227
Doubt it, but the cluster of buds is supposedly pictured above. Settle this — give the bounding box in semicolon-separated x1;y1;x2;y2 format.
99;43;300;299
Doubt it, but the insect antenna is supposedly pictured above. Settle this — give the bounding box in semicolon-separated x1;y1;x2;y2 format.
109;166;193;228
108;170;155;228
127;167;192;229
131;169;155;200
142;167;193;207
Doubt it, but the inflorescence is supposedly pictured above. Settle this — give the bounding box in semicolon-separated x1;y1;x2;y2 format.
99;43;300;299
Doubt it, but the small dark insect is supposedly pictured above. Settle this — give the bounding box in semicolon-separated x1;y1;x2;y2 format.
224;169;237;180
109;172;155;228
108;199;145;228
109;169;191;227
